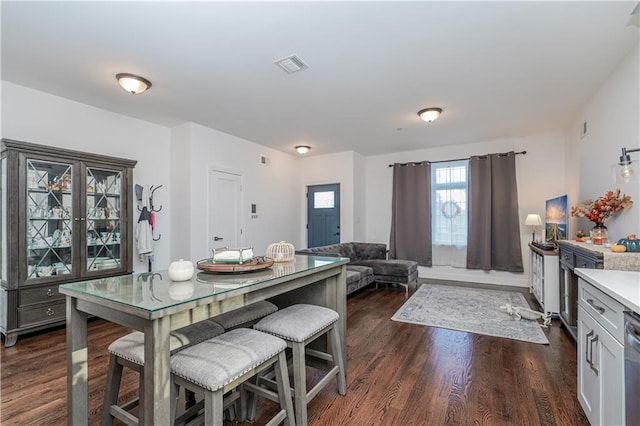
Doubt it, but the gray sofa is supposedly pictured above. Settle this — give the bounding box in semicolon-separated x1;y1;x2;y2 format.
296;242;418;295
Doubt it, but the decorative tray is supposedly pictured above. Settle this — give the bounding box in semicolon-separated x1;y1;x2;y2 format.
197;256;274;273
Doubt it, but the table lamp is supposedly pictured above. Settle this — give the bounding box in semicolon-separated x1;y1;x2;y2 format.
524;214;543;242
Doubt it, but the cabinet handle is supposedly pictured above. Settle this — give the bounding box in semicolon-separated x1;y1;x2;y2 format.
563;254;569;260
46;308;54;316
46;288;54;297
586;298;605;314
589;334;599;375
585;330;594;367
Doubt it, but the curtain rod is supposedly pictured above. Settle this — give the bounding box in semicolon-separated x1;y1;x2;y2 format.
388;150;527;167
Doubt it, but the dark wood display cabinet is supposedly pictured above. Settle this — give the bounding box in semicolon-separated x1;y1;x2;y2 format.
0;139;136;347
557;240;604;342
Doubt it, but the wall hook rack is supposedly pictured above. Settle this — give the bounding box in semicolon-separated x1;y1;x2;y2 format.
149;185;163;212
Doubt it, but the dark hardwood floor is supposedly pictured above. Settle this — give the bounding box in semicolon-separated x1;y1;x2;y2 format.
1;283;588;425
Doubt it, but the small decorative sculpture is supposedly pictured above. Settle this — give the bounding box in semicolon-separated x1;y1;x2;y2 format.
500;303;552;328
265;241;295;262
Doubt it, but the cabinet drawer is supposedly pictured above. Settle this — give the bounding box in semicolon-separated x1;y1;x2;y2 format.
575;254;601;270
18;301;66;328
578;278;625;343
560;249;575;267
20;285;64;306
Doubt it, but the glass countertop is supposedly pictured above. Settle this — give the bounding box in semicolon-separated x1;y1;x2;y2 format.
59;255;347;312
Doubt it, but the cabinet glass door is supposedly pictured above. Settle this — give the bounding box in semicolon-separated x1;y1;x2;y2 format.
86;167;122;273
26;159;74;280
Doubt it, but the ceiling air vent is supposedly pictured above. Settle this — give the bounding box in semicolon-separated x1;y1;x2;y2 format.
274;54;309;74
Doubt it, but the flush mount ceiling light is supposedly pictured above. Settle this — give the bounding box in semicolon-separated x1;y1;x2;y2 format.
295;145;311;156
417;107;443;123
116;73;152;95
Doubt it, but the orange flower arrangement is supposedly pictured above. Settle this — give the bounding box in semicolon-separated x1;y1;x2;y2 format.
570;189;633;225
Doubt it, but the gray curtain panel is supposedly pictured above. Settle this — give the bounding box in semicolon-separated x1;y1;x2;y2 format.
466;152;524;272
389;162;432;266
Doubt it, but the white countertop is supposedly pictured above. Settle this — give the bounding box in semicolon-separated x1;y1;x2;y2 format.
575;268;640;314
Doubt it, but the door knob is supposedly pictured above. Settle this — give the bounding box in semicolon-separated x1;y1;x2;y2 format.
214;236;224;241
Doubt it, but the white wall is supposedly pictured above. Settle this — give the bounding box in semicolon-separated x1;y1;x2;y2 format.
353;151;367;241
169;124;192;261
365;132;566;287
174;122;301;260
299;151;357;245
1;81;172;272
565;43;640;243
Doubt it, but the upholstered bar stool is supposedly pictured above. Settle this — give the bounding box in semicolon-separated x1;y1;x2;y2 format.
170;328;295;426
101;320;224;426
253;304;346;425
211;300;278;331
179;300;279;411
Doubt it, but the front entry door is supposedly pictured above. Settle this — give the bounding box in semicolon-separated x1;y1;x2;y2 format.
307;183;340;248
209;169;242;252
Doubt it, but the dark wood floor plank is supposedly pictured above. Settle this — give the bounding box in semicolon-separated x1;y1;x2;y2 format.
1;283;589;425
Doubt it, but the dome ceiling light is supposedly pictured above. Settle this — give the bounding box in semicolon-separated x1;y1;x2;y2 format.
116;73;152;95
417;107;442;123
295;145;311;156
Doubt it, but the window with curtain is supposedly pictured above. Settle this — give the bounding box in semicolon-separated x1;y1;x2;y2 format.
431;160;468;267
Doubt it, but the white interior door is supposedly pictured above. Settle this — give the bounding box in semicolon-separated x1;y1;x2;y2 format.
209;169;242;252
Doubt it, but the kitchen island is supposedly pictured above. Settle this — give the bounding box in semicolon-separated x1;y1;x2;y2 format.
60;255;348;425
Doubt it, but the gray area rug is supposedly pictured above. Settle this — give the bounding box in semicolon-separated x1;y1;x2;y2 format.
392;284;550;345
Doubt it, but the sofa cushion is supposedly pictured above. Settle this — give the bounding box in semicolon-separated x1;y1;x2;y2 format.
351;243;386;261
350;259;417;277
346;266;375;294
349;263;373;274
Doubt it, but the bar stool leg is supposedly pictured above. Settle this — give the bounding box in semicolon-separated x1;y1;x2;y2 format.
292;341;308;425
274;351;295;426
329;325;346;396
170;381;179;423
101;354;123;425
204;389;225;426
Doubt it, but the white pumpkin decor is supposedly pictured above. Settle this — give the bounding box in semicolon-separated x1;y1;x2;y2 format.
167;259;195;281
266;241;295;262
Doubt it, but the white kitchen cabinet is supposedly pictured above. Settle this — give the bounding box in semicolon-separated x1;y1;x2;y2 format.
577;278;625;426
528;243;559;315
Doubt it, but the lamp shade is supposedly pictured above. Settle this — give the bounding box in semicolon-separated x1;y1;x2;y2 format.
417;107;442;123
116;73;152;95
524;214;543;226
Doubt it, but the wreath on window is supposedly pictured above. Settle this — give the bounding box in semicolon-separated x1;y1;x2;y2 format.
441;200;461;219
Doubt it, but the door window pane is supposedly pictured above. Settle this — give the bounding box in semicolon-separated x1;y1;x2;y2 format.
314;191;335;209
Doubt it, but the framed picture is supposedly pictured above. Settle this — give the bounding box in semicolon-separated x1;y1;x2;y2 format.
545;195;568;242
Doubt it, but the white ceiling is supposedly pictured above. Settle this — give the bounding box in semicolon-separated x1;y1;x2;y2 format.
2;1;639;156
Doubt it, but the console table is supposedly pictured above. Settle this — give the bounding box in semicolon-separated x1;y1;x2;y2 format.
60;255;348;425
528;243;559;315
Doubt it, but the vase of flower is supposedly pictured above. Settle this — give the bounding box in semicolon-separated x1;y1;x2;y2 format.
571;189;633;245
591;222;607;245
